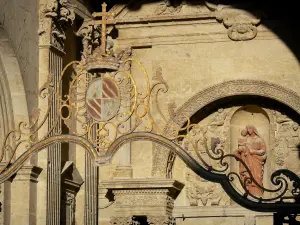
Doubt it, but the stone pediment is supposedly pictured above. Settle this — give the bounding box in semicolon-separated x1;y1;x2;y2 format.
110;0;213;20
110;1;261;41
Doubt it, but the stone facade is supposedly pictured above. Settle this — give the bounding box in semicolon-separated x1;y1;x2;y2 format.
0;0;299;225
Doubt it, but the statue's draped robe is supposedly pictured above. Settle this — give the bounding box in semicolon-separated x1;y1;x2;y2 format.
238;135;266;197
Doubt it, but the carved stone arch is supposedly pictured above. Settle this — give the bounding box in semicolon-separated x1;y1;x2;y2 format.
0;27;29;152
153;79;300;178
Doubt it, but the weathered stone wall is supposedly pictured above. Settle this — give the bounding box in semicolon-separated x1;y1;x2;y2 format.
99;3;300;225
0;0;39;113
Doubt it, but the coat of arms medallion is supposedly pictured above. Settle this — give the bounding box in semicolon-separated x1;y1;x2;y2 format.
86;77;120;122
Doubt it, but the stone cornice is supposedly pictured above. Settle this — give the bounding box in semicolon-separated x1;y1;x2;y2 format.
101;178;184;199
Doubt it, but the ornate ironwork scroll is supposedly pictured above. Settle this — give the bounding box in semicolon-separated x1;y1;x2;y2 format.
0;54;299;213
1;2;300;214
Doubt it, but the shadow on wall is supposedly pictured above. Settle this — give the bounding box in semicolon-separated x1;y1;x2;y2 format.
274;213;300;225
91;0;300;62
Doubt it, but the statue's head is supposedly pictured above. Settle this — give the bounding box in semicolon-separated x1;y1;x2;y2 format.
246;125;259;136
241;128;248;137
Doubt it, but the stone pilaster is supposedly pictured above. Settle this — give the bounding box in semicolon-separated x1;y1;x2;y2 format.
39;1;75;224
46;46;64;225
10;166;42;225
85;155;98;225
61;161;83;225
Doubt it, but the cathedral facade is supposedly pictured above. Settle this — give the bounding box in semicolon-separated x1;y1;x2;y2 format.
0;0;299;225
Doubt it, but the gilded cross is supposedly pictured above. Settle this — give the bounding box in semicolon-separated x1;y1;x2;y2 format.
92;2;115;55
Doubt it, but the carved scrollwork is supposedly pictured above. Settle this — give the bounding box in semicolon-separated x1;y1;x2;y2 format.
39;0;75;49
205;1;261;41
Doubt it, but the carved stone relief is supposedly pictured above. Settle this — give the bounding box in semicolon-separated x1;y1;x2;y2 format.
147;215;175;225
155;0;183;15
186;170;230;206
272;111;300;173
205;2;261;41
39;0;75;48
182;107;230;206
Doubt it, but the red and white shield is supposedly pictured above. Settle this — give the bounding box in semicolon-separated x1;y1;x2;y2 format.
86;77;120;122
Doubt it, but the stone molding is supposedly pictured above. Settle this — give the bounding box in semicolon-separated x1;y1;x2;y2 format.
170;80;300;127
112;1;263;42
151;79;300;178
13;165;43;183
172;205;272;217
101;179;184;193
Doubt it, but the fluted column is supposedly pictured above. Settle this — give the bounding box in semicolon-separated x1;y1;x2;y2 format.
46;48;64;225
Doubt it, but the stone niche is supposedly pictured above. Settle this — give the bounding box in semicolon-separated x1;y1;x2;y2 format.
175;102;300;207
229;105;272;198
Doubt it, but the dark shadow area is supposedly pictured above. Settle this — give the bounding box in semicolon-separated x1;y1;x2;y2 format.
274;213;300;225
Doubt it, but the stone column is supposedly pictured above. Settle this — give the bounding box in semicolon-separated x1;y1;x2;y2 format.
38;2;75;225
85;154;98;225
46;46;64;225
10;166;42;225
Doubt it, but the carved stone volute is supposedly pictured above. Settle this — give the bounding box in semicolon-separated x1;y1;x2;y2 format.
39;0;75;50
205;1;261;41
216;8;260;41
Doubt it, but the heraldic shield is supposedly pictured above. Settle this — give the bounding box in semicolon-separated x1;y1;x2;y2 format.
86;77;120;122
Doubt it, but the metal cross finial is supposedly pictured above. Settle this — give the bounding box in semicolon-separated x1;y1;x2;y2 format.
92;2;115;55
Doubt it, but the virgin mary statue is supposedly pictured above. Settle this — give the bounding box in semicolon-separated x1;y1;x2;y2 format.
236;125;267;197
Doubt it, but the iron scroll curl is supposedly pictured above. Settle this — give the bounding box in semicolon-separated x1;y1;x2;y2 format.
0;132;299;213
0;56;299;213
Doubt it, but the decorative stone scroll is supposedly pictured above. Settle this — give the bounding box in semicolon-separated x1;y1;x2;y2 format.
216;8;260;41
39;0;75;49
205;2;261;41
